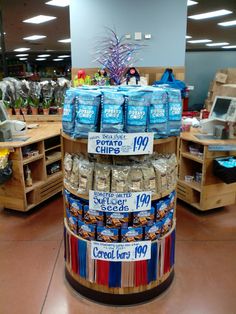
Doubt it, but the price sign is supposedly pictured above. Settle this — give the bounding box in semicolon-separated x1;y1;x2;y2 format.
88;132;154;155
89;191;152;212
91;241;151;261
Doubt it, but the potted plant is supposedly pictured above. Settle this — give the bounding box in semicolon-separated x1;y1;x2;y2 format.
26;96;33;115
42;99;50;115
14;97;23;115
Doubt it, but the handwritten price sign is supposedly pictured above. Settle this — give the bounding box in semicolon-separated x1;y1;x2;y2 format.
91;241;151;261
89;191;152;212
88;132;154;155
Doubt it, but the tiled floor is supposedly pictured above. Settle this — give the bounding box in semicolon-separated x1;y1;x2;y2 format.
0;195;236;314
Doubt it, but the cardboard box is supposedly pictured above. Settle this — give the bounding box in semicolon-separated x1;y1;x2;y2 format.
225;68;236;84
217;84;236;97
210;81;222;93
215;72;227;84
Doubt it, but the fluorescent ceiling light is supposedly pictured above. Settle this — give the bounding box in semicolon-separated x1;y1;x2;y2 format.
222;45;236;49
37;54;50;57
23;15;56;24
46;0;70;7
187;39;212;44
206;42;229;47
16;54;29;57
58;55;70;58
19;58;27;61
218;20;236;26
185;35;192;39
187;0;198;6
58;38;71;43
14;47;30;52
53;58;63;61
23;35;46;40
36;58;46;61
188;9;232;20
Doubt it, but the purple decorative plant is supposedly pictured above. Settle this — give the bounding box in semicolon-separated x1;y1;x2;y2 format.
94;28;144;85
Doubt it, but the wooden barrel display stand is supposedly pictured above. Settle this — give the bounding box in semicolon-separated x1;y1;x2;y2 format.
62;132;177;305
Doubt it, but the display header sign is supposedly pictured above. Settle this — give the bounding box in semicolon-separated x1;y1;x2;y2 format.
88;132;154;155
89;190;152;212
91;241;151;261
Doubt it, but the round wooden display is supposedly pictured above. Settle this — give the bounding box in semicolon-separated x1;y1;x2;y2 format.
61;132;177;305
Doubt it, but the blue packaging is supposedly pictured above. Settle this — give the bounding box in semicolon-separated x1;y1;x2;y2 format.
148;88;168;138
64;189;70;210
161;209;174;235
69;196;83;221
121;227;143;242
106;212;129;228
167;88;182;136
66;209;78;234
156;199;168;221
168;191;176;210
74;90;101;138
125;91;150;133
97;226;119;242
84;205;104;226
78;221;95;240
133;207;155;227
144;221;162;240
62;88;76;136
100;91;125;133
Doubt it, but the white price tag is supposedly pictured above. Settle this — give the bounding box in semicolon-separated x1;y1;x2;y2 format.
88;132;154;155
89;191;152;212
91;241;151;261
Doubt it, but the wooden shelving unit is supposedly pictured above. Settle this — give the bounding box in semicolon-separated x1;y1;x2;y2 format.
177;131;236;211
0;123;63;211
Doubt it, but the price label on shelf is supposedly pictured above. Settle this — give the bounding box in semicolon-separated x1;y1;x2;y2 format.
91;241;151;261
88;132;154;155
89;190;152;212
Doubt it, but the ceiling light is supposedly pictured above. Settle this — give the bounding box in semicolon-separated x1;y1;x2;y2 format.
37;54;50;57
58;38;71;43
16;54;29;57
23;15;56;24
23;35;46;40
19;58;27;61
45;0;70;7
53;58;63;61
58;55;70;58
36;58;46;61
218;20;236;27
206;42;229;47
222;45;236;49
188;9;232;20
187;39;212;44
14;48;30;52
185;35;192;39
187;0;198;6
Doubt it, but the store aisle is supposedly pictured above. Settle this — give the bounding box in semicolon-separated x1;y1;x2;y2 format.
0;196;236;314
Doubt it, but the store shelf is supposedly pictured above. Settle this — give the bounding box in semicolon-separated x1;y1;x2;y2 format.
46;151;62;165
45;144;61;152
23;153;44;165
47;170;62;180
181;152;203;164
25;180;44;193
178;179;201;192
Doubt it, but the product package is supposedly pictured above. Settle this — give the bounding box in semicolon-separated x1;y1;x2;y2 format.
167;88;182;136
168;191;176;210
133;208;155;227
78;159;94;194
64;189;70;210
100;91;125;133
93;164;111;192
74;90;101;138
69;155;80;189
97;226;119;242
148;88;168;138
111;166;130;193
106;212;129;228
144;221;162;240
156;199;168;221
152;158;168;194
64;153;73;184
161;209;174;235
125;91;149;133
66;209;78;234
69;196;83;221
121;227;143;242
78;221;95;240
128;166;143;192
142;165;156;192
84;205;104;226
166;154;178;190
62;88;76;136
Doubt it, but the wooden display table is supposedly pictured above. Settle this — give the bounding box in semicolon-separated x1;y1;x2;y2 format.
0;123;62;211
178;130;236;211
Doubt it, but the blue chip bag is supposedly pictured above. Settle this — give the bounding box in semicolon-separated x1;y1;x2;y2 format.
148;88;168;138
97;226;119;242
167;88;182;136
125;91;150;133
144;221;162;240
74;90;101;138
62;88;76;136
78;221;95;240
100;91;125;133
